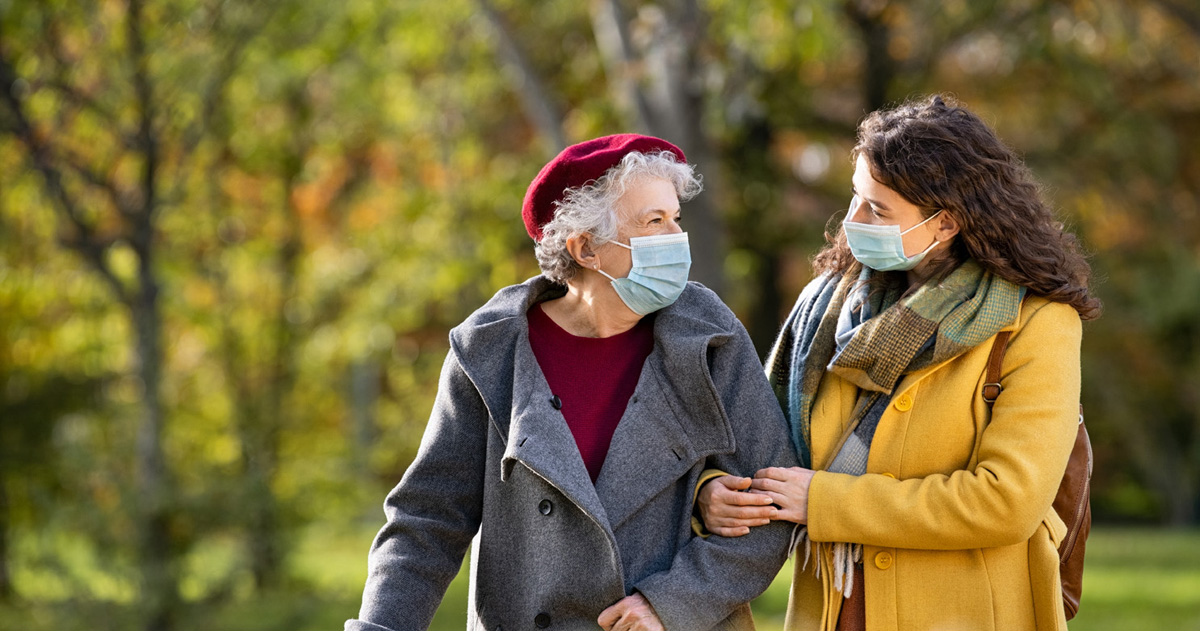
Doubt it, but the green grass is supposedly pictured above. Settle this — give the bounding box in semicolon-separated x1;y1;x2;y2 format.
1067;528;1200;631
1;527;1197;630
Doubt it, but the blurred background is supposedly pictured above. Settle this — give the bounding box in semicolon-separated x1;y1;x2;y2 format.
1;0;1198;629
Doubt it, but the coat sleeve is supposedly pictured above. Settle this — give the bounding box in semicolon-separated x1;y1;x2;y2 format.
346;348;488;631
806;300;1081;550
634;315;800;630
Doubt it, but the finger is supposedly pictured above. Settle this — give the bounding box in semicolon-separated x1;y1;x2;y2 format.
710;504;775;520
727;504;777;519
755;491;790;507
615;608;642;631
598;601;627;629
709;525;753;537
717;475;752;490
750;477;784;493
708;513;773;530
754;467;792;481
717;490;775;506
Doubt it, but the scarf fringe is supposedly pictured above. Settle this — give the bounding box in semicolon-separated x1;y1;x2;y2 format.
792;527;861;599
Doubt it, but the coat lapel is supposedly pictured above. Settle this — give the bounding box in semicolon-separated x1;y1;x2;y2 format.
593;354;697;530
593;334;736;530
501;327;612;528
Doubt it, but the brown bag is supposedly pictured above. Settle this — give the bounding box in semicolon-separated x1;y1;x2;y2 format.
984;330;1092;620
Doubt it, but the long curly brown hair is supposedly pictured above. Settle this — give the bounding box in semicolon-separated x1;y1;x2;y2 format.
813;95;1101;320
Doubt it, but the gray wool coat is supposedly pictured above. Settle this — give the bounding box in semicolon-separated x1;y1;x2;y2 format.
346;276;798;631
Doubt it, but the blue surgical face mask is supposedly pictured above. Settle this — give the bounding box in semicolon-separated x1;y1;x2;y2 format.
842;196;943;272
595;232;691;316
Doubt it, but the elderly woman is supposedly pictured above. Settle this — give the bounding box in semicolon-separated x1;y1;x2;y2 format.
346;134;796;631
698;96;1101;630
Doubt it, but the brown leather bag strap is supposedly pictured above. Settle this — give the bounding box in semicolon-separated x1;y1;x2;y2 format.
982;330;1013;406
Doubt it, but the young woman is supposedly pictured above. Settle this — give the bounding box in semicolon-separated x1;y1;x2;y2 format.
698;95;1100;631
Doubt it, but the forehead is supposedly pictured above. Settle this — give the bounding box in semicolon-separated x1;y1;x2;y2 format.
616;177;679;217
852;154;879;189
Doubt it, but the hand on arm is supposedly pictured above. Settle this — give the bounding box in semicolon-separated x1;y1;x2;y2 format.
750;466;815;525
598;593;664;631
697;475;778;537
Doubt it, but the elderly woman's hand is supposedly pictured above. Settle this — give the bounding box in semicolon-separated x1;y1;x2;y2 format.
598;593;664;631
750;467;815;525
696;475;778;537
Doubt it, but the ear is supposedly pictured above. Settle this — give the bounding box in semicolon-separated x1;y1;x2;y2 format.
565;233;599;270
933;210;961;243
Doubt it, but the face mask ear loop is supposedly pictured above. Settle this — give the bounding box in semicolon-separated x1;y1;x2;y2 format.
592;237;632;282
900;209;944;236
904;209;945;259
915;236;941;259
594;266;618;282
584;235;630;282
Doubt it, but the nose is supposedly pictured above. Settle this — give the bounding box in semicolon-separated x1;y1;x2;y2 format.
666;215;684;234
846;195;865;222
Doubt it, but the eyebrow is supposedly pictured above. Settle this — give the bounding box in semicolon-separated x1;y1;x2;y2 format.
640;207;681;217
864;197;891;212
852;184;891;212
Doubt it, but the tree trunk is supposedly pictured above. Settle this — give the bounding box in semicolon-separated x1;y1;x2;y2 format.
247;233;300;590
1165;481;1197;526
0;473;10;600
477;0;568;155
846;0;897;112
350;359;380;488
131;279;176;631
749;251;783;358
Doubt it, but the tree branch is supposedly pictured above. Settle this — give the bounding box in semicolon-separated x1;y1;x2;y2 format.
843;0;897;111
0;50;130;304
165;1;278;208
476;0;568;155
57;145;133;214
589;0;657;134
127;0;157;228
1150;0;1200;38
40;79;137;147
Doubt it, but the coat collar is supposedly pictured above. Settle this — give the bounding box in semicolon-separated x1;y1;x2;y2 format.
449;275;738;529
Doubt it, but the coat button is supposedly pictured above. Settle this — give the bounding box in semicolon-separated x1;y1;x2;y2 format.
881;472;896;479
893;394;913;412
538;499;553;515
534;612;551;628
550;395;562;410
874;551;893;569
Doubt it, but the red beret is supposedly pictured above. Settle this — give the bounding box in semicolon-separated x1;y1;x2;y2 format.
522;134;686;241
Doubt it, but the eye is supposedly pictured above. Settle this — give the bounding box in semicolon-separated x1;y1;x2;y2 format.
674;213;683;223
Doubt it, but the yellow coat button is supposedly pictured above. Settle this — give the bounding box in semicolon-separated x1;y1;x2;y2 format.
881;472;896;479
875;551;894;570
894;394;913;411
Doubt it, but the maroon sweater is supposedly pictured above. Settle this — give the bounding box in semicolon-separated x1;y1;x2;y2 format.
527;303;655;482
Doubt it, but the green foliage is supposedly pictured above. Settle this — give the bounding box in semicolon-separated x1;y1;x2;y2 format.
2;0;1200;623
1;526;1196;630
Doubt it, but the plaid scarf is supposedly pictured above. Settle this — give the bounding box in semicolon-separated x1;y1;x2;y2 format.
765;259;1024;597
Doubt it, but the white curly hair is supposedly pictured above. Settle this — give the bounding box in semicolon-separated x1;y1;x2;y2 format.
534;150;702;284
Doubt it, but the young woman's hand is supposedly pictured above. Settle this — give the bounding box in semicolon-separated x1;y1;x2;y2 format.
750;467;815;525
696;475;778;537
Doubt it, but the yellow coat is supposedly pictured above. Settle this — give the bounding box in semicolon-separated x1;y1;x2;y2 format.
785;296;1081;631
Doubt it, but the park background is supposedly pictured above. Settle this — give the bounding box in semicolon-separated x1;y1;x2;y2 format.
1;0;1199;629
